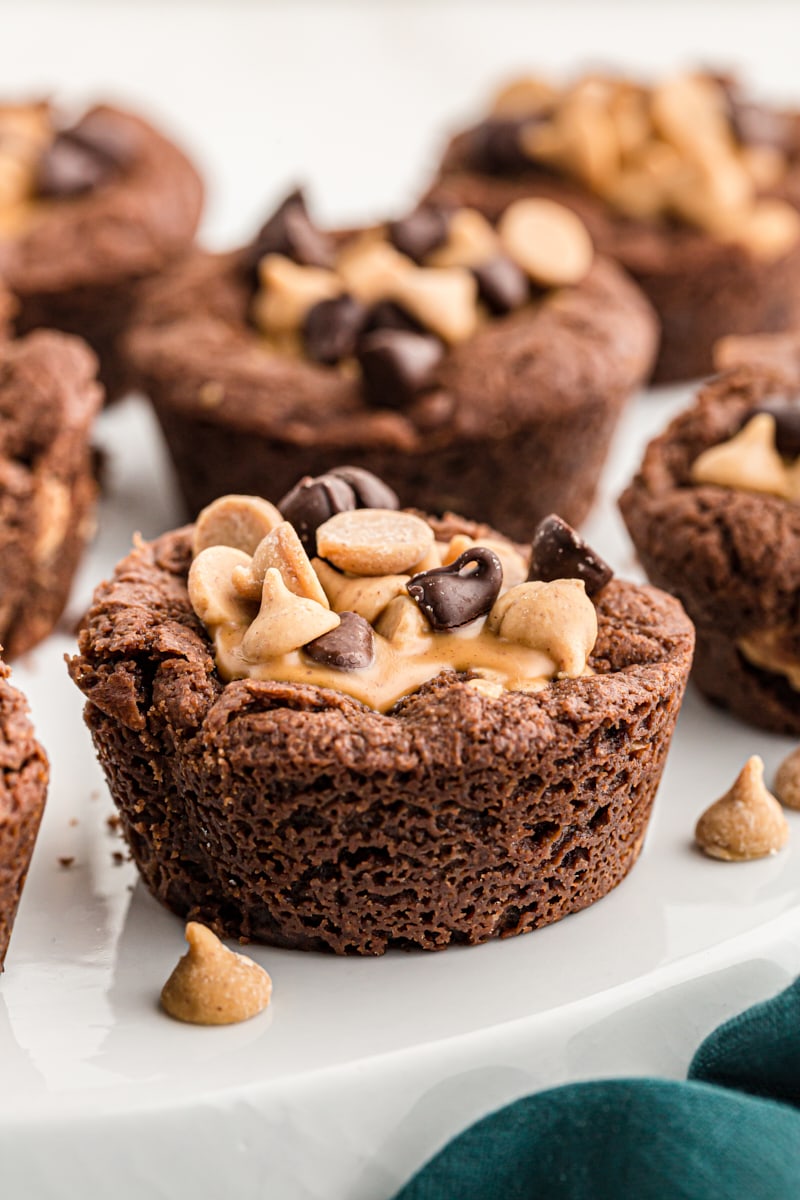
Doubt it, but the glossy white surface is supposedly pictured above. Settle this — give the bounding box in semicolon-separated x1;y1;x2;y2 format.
2;5;800;1197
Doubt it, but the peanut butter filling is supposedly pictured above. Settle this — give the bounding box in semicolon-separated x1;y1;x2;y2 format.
690;413;800;501
188;492;601;714
738;627;800;691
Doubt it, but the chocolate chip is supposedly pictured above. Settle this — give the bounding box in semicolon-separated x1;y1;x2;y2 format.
248;188;335;273
465;118;533;174
388;207;450;263
407;547;503;631
278;474;356;556
748;397;800;458
472;256;531;315
328;466;399;510
303;295;367;365
36;129;118;198
527;515;613;597
358;330;443;409
363;300;424;336
303;611;375;670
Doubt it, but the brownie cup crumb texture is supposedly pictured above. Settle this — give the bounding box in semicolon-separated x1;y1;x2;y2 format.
69;522;693;955
0;660;48;969
0;331;102;657
620;360;800;734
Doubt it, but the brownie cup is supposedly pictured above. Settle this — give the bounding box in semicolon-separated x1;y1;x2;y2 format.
0;100;203;399
125;189;657;540
0;330;102;657
426;71;800;382
69;471;693;955
0;658;48;970
620;349;800;734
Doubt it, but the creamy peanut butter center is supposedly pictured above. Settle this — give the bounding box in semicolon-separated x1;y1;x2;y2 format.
690;412;800;501
188;479;611;714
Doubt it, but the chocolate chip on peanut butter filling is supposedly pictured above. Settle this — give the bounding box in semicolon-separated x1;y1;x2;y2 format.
188;470;614;713
246;189;595;410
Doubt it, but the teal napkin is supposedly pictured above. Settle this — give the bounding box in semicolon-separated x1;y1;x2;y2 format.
393;977;800;1200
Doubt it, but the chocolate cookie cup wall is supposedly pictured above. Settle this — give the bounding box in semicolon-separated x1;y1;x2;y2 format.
0;331;102;657
0;660;48;970
68;520;693;955
125;250;657;541
620;361;800;734
428;129;800;384
1;105;203;400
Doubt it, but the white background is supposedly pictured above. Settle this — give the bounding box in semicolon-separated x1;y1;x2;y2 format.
2;5;800;1198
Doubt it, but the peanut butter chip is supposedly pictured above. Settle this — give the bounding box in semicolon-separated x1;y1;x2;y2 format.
336;237;414;303
253;254;342;333
233;521;329;607
775;747;800;811
390;266;479;344
188;546;256;628
426;208;499;268
193;494;283;558
695;756;790;861
315;509;435;576
690;414;793;499
313;558;411;622
242;568;339;660
487;578;597;676
498;198;593;288
160;922;272;1026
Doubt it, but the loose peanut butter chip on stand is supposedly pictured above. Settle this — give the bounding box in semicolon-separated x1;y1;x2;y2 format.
695;756;790;861
775;747;800;811
161;922;272;1026
316;509;435;576
193;494;283;557
498;198;593;287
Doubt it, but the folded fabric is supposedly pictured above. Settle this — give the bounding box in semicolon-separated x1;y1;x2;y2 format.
393;977;800;1200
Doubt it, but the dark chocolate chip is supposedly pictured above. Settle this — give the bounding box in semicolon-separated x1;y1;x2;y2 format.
407;547;503;631
465;118;534;174
388;207;450;263
472;255;531;315
278;474;356;556
358;329;443;409
36;128;120;198
303;611;375;670
328;466;399;510
303;295;367;365
747;397;800;458
363;300;424;336
247;188;335;273
527;515;613;597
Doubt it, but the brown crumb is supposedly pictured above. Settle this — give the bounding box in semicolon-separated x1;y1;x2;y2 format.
58;856;75;868
106;813;122;832
111;851;126;866
68;817;79;827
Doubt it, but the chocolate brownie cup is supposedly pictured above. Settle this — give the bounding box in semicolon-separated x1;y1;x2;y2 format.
620;348;800;734
125;189;657;540
0;330;102;657
69;471;693;955
426;71;800;382
0;100;203;399
0;658;48;970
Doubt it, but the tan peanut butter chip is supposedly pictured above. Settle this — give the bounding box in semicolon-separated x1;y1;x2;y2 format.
336;237;413;303
316;509;435;576
498;198;593;288
313;558;411;623
242;568;339;660
160;922;272;1026
252;254;341;332
193;494;283;558
188;546;256;628
233;521;329;607
390;266;479;344
487;578;597;677
775;747;800;811
426;208;499;268
695;756;790;861
690;414;794;499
